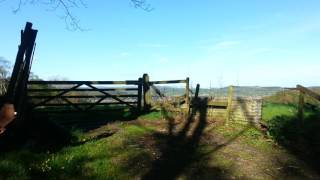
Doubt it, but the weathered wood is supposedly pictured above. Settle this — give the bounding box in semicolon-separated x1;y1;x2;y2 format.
137;78;143;111
195;84;200;99
207;101;228;107
33;102;137;107
4;22;38;131
6;22;33;100
85;84;136;109
149;80;187;84
28;80;139;85
143;74;151;111
28;95;138;99
32;84;83;108
27;88;138;92
185;77;190;106
84;96;108;111
297;85;320;101
150;85;165;98
225;85;234;125
61;97;83;111
15;28;37;116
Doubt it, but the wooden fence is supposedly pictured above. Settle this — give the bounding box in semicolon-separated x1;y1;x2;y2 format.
296;85;320;123
142;73;190;111
27;74;190;112
191;85;263;125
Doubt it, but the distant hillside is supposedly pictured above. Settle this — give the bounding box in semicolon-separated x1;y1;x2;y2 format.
154;86;320;100
264;87;320;105
153;86;284;97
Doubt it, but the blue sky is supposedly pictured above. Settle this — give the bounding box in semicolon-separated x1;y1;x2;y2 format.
0;0;320;87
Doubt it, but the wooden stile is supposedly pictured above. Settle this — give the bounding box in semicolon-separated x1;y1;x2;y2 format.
225;85;234;125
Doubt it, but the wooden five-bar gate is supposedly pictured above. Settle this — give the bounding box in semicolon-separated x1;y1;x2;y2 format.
27;75;191;112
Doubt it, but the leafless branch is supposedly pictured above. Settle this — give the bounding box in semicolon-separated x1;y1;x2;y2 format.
12;0;22;13
131;0;154;12
1;0;153;31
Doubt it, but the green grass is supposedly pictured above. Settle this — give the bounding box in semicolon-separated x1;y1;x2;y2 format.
262;102;320;146
0;122;154;180
262;102;297;123
138;111;163;121
2;100;320;180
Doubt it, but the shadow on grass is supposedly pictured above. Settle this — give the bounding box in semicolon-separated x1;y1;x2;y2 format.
0;106;146;153
267;112;320;173
36;107;143;131
141;97;256;180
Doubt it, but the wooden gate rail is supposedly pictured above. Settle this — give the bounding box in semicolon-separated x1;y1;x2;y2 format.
296;84;320;123
28;80;140;85
27;88;138;92
142;73;190;111
28;80;141;111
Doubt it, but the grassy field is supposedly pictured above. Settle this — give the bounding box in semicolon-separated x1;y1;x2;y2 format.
1;103;319;179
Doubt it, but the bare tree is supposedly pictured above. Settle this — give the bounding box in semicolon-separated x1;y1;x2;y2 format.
0;57;11;95
1;0;153;31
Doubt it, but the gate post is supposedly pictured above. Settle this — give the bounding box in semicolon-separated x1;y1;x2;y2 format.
185;77;190;107
226;85;234;125
143;74;151;111
137;78;143;112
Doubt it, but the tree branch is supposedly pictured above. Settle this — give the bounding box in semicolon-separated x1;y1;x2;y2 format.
1;0;153;31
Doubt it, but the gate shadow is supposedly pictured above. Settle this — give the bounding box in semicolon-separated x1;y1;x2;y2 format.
142;98;233;180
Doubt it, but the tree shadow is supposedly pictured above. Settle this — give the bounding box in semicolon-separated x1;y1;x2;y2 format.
142;98;235;180
267;112;320;174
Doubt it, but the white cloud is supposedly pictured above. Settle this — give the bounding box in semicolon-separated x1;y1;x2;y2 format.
209;40;240;51
242;24;265;31
119;52;129;57
158;57;169;64
138;43;168;48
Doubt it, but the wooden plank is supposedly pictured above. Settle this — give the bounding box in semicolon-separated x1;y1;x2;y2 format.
137;78;143;111
207;101;228;107
32;84;83;107
28;80;139;85
84;96;108;111
194;84;200;99
28;95;138;98
150;84;165;98
15;28;37;115
61;97;83;111
185;77;190;106
33;102;137;107
149;80;187;84
226;85;234;125
85;83;136;109
297;85;320;101
143;73;151;111
27;88;138;92
6;22;33;100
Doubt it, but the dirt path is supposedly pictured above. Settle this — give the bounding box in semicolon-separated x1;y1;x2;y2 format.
87;112;320;179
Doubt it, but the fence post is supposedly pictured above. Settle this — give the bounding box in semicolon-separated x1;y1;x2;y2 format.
195;84;200;99
226;85;234;125
298;87;305;124
143;73;151;111
185;77;190;107
137;78;143;112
